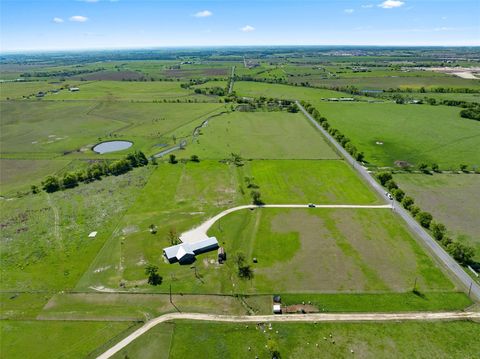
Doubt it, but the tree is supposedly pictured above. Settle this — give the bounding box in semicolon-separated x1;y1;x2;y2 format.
418;163;429;173
410;205;421;217
392;188;405;202
167;228;179;245
168;154;177;164
62;172;78;189
376;172;393;186
267;339;281;359
355;151;365;162
459;164;468;172
42;175;61;193
431;222;446;241
238;264;254;279
190;154;200;162
416;211;433;229
447;242;475;265
149;224;157;234
31;185;39;194
402;196;415;210
235;252;246;266
385;179;398;191
431;163;440;172
145;264;163;285
250;190;263;205
109;159;131;175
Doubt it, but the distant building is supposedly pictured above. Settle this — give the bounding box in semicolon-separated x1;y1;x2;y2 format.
69;87;80;92
163;237;219;264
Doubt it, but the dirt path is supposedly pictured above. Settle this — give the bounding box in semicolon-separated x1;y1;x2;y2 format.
179;204;392;243
46;193;61;243
96;310;480;359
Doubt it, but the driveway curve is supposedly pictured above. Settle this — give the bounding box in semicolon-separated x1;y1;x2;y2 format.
97;310;480;359
179;204;392;244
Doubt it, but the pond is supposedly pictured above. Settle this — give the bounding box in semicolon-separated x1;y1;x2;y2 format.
93;140;133;154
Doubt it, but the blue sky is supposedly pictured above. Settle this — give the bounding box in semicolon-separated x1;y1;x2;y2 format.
1;0;479;52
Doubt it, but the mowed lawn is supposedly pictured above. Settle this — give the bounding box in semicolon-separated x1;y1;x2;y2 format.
395;173;480;261
208;208;457;293
314;102;480;168
162;321;480;359
0;320;138;359
180;111;339;160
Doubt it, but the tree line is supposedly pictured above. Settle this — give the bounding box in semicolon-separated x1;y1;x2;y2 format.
376;171;476;267
38;151;149;194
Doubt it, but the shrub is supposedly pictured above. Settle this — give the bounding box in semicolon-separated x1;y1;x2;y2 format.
42;175;61;193
392;188;405;202
376;172;393;186
431;222;447;241
385;179;398;191
447;242;475;265
401;196;415;210
410;205;421;217
416;211;433;229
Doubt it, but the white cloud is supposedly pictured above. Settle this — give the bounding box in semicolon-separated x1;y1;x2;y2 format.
53;17;64;23
379;1;405;9
241;25;255;32
361;4;374;8
344;9;355;14
194;10;212;18
69;15;89;22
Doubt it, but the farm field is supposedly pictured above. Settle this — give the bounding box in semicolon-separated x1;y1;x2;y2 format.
179;111;339;160
394;173;480;261
114;320;480;359
0;320;139;359
314;102;480;169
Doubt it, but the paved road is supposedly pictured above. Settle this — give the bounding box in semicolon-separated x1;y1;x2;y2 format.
96;310;480;359
297;101;480;301
179;204;392;244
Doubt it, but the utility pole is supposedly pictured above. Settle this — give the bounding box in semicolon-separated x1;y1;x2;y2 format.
468;282;472;298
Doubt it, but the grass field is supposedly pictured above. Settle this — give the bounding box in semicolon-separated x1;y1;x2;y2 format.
208;208;457;294
0;100;224;159
234;81;367;102
0;320;138;359
49;81;216;101
395;173;480;261
0;166;152;292
314;102;480;168
115;320;480;359
179;111;339;160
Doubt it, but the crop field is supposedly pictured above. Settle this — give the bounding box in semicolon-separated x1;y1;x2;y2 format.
0;320;139;359
208;208;457;293
112;320;480;359
395;173;480;261
314;102;480;168
180;111;339;160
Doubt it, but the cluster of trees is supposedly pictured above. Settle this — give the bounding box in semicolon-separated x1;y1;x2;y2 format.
244;176;263;205
235;252;254;280
301;101;365;162
233;95;298;112
145;264;163;286
234;75;288;85
385;87;480;94
376;171;475;266
40;151;148;193
194;87;226;96
460;107;480;121
20;67;105;78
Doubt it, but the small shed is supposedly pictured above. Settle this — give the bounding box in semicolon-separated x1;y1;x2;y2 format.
69;87;80;92
273;304;282;314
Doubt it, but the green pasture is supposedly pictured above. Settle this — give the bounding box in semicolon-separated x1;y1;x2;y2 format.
179;111;339;160
395;173;480;261
50;81;216;101
0;100;224;158
245;160;381;204
0;320;138;359
208;208;457;294
130;320;480;359
0;81;78;99
234;81;365;101
315;102;480;168
0;166;152;291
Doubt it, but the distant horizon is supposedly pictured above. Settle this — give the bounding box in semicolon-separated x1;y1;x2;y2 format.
1;0;479;53
2;44;480;56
